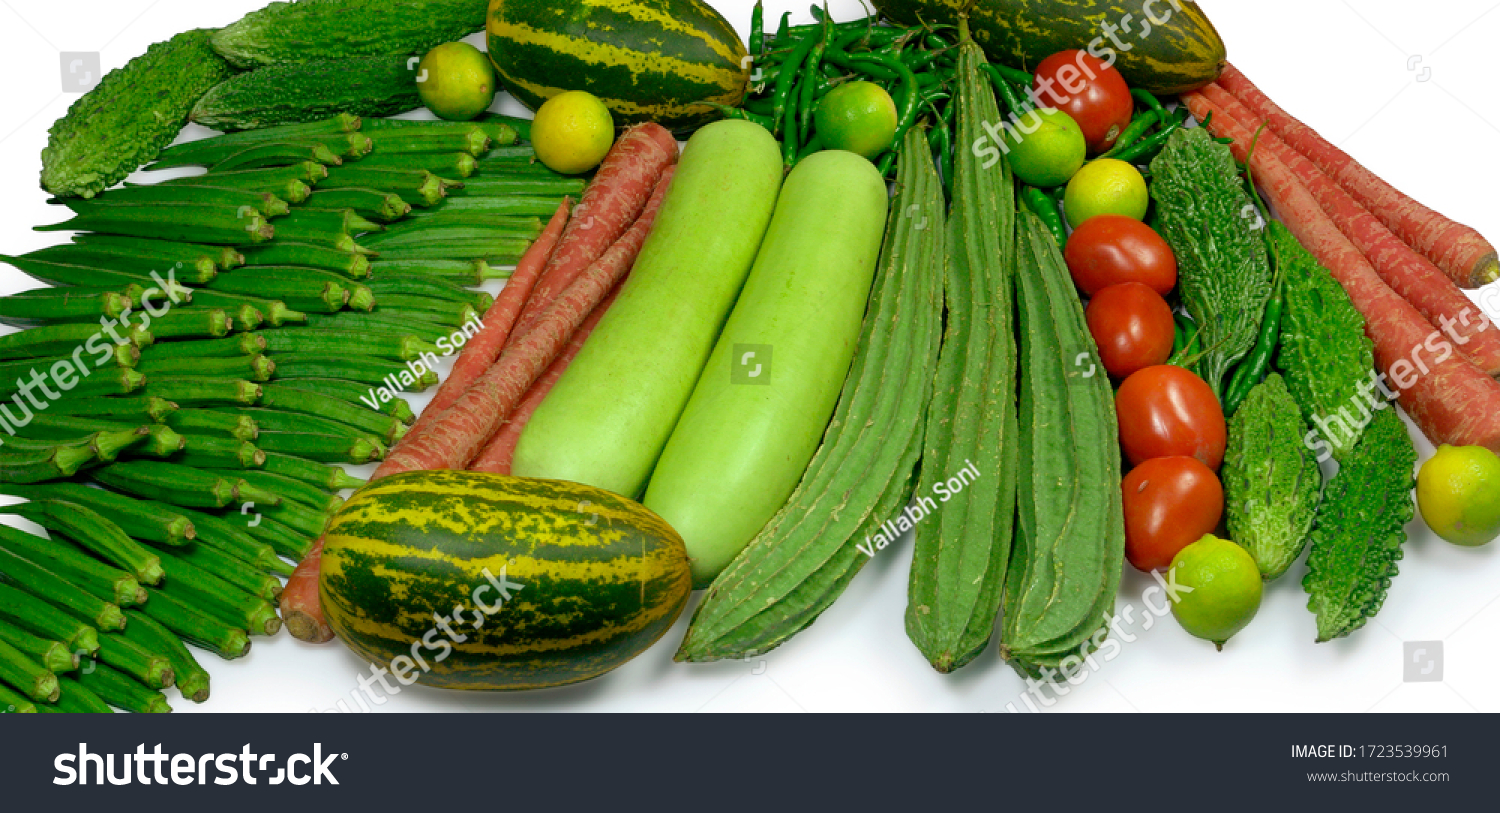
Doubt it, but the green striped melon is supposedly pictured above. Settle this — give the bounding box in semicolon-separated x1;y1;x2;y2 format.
321;470;692;691
486;0;749;131
873;0;1226;95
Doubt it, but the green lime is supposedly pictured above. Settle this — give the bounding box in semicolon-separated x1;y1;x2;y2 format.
1417;445;1500;547
1004;108;1087;188
1064;158;1149;226
531;90;615;175
814;81;898;160
1168;534;1263;650
416;42;497;121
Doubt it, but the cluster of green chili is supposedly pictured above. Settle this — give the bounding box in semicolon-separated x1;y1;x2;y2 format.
724;3;960;180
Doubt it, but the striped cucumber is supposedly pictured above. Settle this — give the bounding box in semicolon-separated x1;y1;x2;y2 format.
678;127;946;660
302;188;412;223
905;35;1019;674
239;242;371;277
0;524;145;606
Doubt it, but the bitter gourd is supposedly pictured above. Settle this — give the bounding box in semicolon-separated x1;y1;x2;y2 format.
1302;407;1416;642
40;30;236;198
211;0;487;69
1223;373;1321;581
190;55;421;131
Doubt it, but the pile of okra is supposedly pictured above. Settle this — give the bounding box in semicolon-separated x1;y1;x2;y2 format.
0;115;579;712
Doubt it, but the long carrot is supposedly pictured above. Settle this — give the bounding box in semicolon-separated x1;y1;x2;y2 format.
374;199;570;479
1199;82;1500;376
381;168;678;474
1184;91;1500;454
470;286;622;474
1218;63;1499;289
507;123;679;344
282;536;333;643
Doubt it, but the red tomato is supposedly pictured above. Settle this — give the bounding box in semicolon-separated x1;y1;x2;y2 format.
1086;283;1175;378
1033;50;1134;154
1064;215;1178;296
1116;365;1227;470
1122;456;1224;571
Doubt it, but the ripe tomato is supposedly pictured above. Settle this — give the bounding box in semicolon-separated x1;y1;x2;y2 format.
1033;50;1134;154
1122;456;1224;571
1116;365;1227;470
1086;283;1175;378
1064;215;1178;296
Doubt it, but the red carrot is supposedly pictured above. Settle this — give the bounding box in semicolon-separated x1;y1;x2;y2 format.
508;122;679;344
382;168;677;474
1199;82;1500;376
470;286;622;474
1184;91;1500;454
281;536;333;643
374;199;570;480
1218;63;1499;289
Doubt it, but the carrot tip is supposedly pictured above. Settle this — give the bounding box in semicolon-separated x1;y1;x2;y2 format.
283;611;335;644
1476;260;1500;288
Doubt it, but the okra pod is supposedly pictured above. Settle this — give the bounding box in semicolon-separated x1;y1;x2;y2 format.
163;408;258;442
0;429;146;464
0;253;203;291
205;466;343;514
0;523;145;606
406;195;561;220
270;207;385;238
60;184;292;218
320;166;450;206
142;376;262;406
362;276;491;310
448;177;585;198
0;620;77;674
204;270;348;314
364;116;518;146
137;307;232;339
120;609;210;702
0;482;192;547
241;514;313;561
239;242;371;278
302;188;411;223
371;295;481;327
261;451;366;491
139;333;266;361
0;499;163;584
0;540;125;630
96;631;175;690
152;115;361;165
0;319;151;360
252;496;336;537
166;507;283;574
152;539;281;601
303;309;470;341
0;288;133;328
176;434;266;469
366;216;539;244
253;327;438;361
269;377;414;424
256;383;408;444
0;683;37;713
0;582;98;656
92;461;238;511
138;587;250;660
160;161;328;192
368;243;525;264
44;395;177;423
364;127;491;157
355;151;477;178
209;141;342;173
269;353;438;390
140;354;274;382
75;660;172;713
255;431;380;465
36;203;275;245
42;677;113;713
0;445;96;483
71;233;242;270
0;635;60;702
153;550;280;636
15;415;183;457
183;289;306;326
368;259;508;287
0;366;144;399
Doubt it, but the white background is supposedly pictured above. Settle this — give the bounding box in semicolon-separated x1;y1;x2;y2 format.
1;0;1497;713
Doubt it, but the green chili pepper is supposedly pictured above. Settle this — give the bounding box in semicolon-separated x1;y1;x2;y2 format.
1021;186;1068;246
928;120;953;200
773;32;820;140
710;103;776;130
991;63;1035;87
776;11;790;41
1131;88;1168;121
796;132;825;162
876;151;896;178
745;95;774;116
852;53;919;145
982;64;1032;119
1101;109;1160;159
825;48;898;81
750;2;765;55
798;16;832;145
1222;276;1284;415
1112;119;1184;164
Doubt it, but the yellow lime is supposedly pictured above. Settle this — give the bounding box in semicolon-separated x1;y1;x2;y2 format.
1417;445;1500;547
416;42;497;121
531;90;615;175
1168;534;1263;650
1004;108;1087;188
1064;158;1149;226
814;81;898;160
